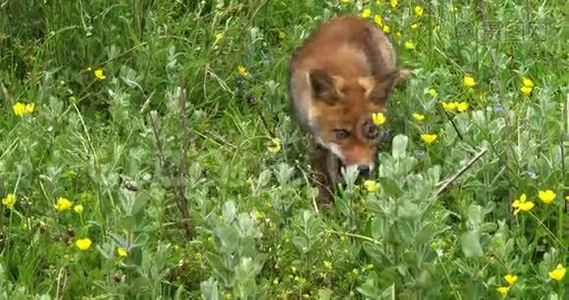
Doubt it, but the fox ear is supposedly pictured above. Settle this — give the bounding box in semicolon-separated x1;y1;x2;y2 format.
368;69;409;104
308;70;341;102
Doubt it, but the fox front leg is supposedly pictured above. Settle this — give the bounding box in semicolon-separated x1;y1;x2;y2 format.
311;144;341;205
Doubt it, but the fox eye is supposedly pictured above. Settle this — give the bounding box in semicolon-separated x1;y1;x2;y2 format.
334;129;351;140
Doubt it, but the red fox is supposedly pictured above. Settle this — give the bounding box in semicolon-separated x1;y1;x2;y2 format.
288;15;410;204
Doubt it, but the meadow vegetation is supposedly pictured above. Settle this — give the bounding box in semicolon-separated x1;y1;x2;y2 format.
1;0;569;298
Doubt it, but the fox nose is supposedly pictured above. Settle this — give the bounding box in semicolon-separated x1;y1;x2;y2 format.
358;165;372;176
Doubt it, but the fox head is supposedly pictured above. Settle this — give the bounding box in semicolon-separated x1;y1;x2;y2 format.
307;68;409;174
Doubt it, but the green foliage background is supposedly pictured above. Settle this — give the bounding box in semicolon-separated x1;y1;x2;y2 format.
1;0;569;298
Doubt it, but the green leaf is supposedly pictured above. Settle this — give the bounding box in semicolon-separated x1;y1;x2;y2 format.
461;230;483;258
222;201;237;224
131;193;149;215
392;134;409;160
213;225;239;254
380;177;403;197
200;277;221;300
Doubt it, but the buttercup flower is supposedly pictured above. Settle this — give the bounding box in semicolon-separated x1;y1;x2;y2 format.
426;88;437;96
520;77;534;96
414;5;424;16
374;15;383;26
2;193;16;209
504;274;518;285
278;31;286;39
13;102;35;117
512;193;534;215
94;68;106;80
442;102;458;112
520;86;532;96
237;65;249;77
457;102;469;112
421;133;438;145
566;195;569;202
463;75;476;88
372;112;386;125
267;137;281;153
412;113;425;122
538;189;556;204
404;40;415;50
395;32;402;39
382;24;391;33
522;77;534;88
389;0;398;8
213;32;223;49
117;247;128;257
74;204;84;214
549;264;566;281
363;180;379;193
361;8;371;19
496;286;510;298
54;197;73;212
75;238;92;251
411;23;419;30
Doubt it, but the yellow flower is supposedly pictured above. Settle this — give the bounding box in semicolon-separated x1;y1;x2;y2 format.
12;102;35;117
75;238;92;251
117;247;128;257
411;23;419;30
457;102;469;112
426;88;437;96
2;193;16;209
26;103;35;114
74;204;84;214
94;68;106;80
382;24;391;33
504;274;518;285
496;286;510;298
213;32;224;49
522;77;534;88
512;193;534;215
420;133;438;145
395;32;402;40
389;0;398;8
441;102;458;112
237;65;249;77
538;189;556;204
463;75;476;88
54;197;73;212
13;102;26;117
462;75;476;88
374;14;383;27
361;8;371;19
267;137;281;153
278;31;286;39
323;260;333;270
363;180;379;193
414;5;424;16
372;112;386;125
404;40;415;50
450;5;459;13
412;113;425;122
549;264;566;281
520;86;532;96
566;195;569;202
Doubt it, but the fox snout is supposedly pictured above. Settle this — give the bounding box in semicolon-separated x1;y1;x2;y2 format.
326;140;376;174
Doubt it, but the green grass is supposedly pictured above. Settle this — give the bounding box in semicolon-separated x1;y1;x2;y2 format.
1;0;569;298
